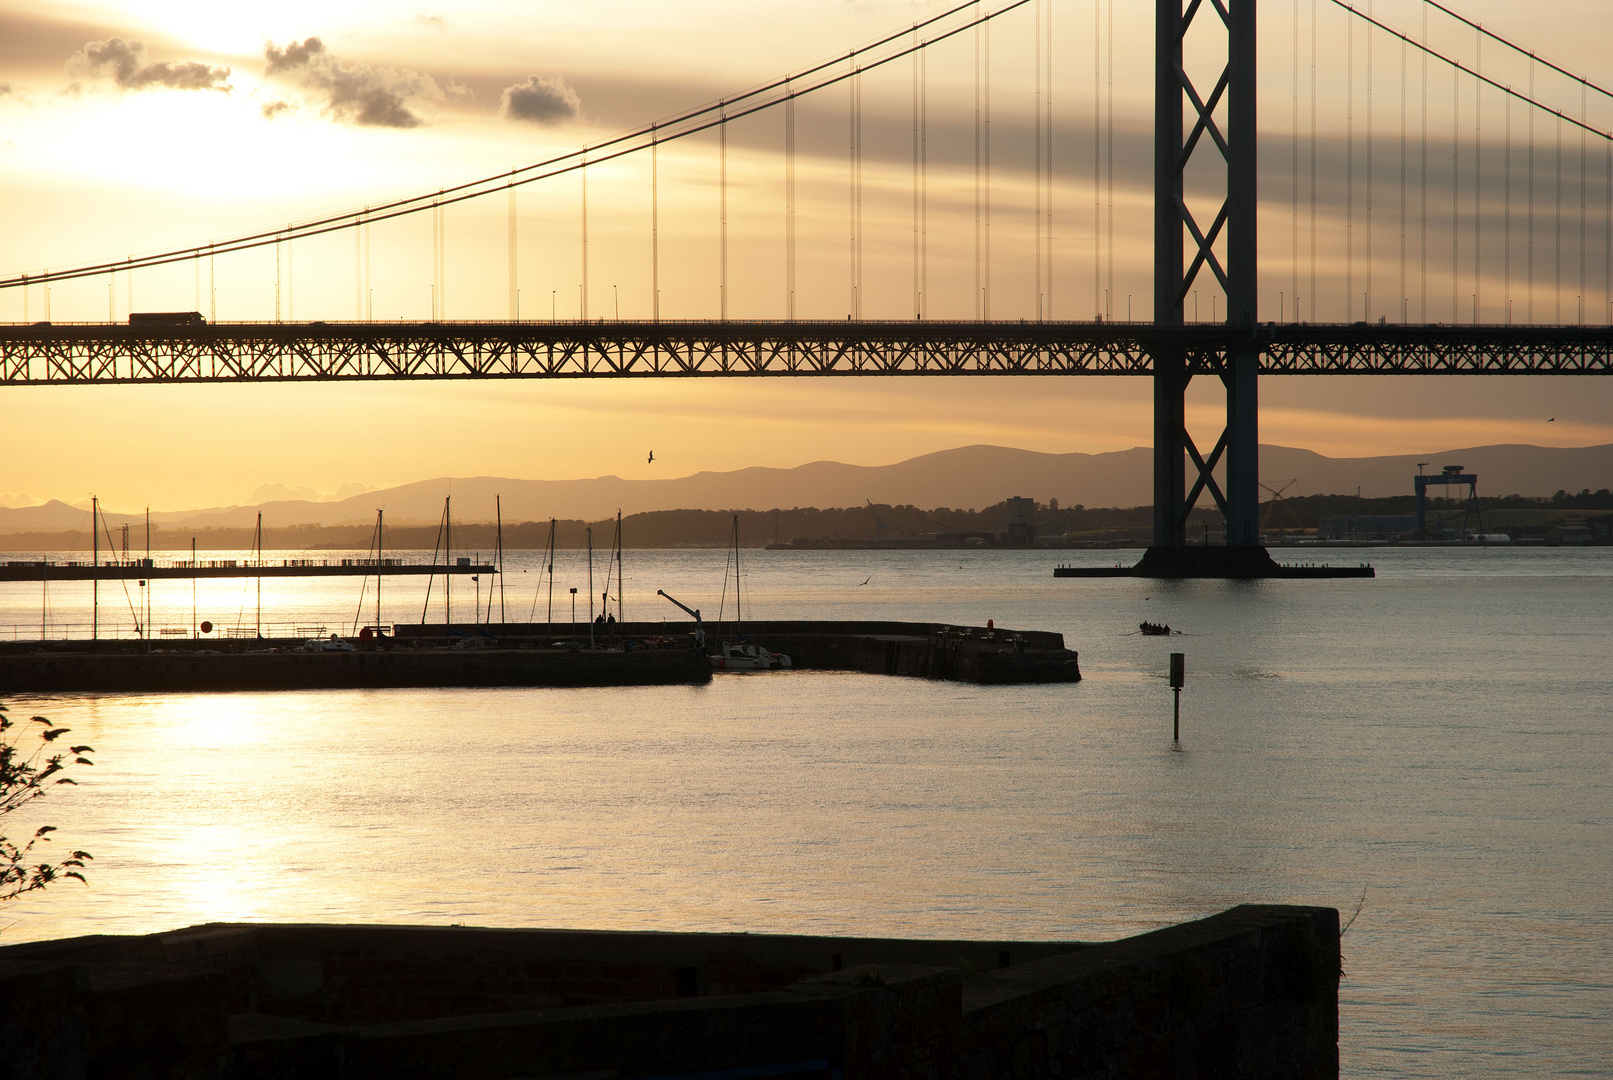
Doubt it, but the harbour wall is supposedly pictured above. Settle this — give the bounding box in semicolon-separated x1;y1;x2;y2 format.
0;621;1079;691
403;620;1083;684
0;645;712;692
0;904;1338;1079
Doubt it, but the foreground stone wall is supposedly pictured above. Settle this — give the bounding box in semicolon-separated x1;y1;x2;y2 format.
0;905;1337;1079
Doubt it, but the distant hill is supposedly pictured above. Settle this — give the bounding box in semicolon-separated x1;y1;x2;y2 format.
4;442;1608;532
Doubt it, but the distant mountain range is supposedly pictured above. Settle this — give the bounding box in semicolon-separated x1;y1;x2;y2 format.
3;442;1609;533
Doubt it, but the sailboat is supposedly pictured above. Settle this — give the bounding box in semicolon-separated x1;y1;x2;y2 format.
711;515;791;672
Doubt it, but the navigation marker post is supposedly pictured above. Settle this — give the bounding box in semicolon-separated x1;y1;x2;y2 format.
1169;652;1185;743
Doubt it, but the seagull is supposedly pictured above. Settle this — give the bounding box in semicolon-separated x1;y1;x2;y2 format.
858;576;871;586
1547;417;1556;422
647;450;655;463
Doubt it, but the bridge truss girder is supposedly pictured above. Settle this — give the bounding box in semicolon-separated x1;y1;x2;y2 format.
2;323;1612;383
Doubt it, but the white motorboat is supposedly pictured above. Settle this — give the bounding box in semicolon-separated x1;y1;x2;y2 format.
711;642;792;671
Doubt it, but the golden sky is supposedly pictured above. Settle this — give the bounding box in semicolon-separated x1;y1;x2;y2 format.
2;0;1612;510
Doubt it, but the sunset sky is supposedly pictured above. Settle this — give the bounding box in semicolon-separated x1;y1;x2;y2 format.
3;0;1612;511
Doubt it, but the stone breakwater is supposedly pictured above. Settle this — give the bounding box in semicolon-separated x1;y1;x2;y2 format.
0;905;1338;1079
0;621;1079;692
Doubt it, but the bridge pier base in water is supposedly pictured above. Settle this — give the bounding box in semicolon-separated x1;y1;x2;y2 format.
1055;548;1375;579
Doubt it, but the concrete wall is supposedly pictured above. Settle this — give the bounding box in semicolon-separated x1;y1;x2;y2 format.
0;906;1337;1079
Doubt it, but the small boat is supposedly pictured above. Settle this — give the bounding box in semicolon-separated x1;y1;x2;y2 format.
1139;621;1172;636
658;518;793;673
711;642;793;671
708;516;792;671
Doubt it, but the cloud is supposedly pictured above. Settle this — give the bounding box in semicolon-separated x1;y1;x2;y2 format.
264;36;325;76
264;36;440;128
0;83;11;97
501;74;580;125
249;481;377;503
412;14;447;33
260;99;293;119
71;37;230;92
251;482;320;503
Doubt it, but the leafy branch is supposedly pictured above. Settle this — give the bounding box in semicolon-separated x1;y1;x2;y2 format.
1;704;94;903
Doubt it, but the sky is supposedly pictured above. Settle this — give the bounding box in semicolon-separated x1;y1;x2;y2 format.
2;0;1613;512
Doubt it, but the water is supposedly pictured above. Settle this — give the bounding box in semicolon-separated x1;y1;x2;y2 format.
2;547;1610;1076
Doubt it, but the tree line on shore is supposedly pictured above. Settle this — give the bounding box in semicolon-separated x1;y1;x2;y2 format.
0;489;1606;551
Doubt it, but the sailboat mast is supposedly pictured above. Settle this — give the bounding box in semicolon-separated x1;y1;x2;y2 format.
145;507;150;641
445;496;452;634
546;518;556;638
614;509;623;625
421;498;447;628
496;495;505;625
586;526;595;647
91;497;98;640
734;514;741;638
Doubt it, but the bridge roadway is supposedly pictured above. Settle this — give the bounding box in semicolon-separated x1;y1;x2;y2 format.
2;320;1611;383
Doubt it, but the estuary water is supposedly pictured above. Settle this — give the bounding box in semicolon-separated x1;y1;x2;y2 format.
1;546;1609;1077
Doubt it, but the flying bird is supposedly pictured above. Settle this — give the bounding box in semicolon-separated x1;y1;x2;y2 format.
1547;417;1556;422
858;576;871;586
647;450;655;463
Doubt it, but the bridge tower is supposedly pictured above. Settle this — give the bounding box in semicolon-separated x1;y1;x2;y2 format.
1149;0;1264;572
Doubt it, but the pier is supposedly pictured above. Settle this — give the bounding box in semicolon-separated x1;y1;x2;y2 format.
0;558;494;582
0;620;1079;692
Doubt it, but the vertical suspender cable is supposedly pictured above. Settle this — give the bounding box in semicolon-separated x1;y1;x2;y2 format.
856;66;863;319
581;150;588;320
1034;0;1043;319
784;98;794;320
1474;29;1482;321
1092;0;1100;319
1579;85;1587;323
914;31;921;317
1400;34;1407;320
653;125;661;321
1605;137;1610;324
720;106;728;320
1366;0;1373;321
849;55;856;318
508;178;518;320
1310;0;1317;320
973;7;982;318
1420;6;1427;321
1452;64;1459;324
1293;0;1300;320
1505;94;1511;322
1346;13;1354;320
923;42;930;319
1528;61;1535;323
1045;0;1053;319
1556;110;1562;322
974;20;987;317
1103;0;1111;318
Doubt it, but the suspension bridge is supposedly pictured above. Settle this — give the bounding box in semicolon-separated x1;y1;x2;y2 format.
5;0;1612;574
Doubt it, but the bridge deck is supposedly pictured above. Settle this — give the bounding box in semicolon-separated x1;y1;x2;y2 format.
1;320;1610;383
